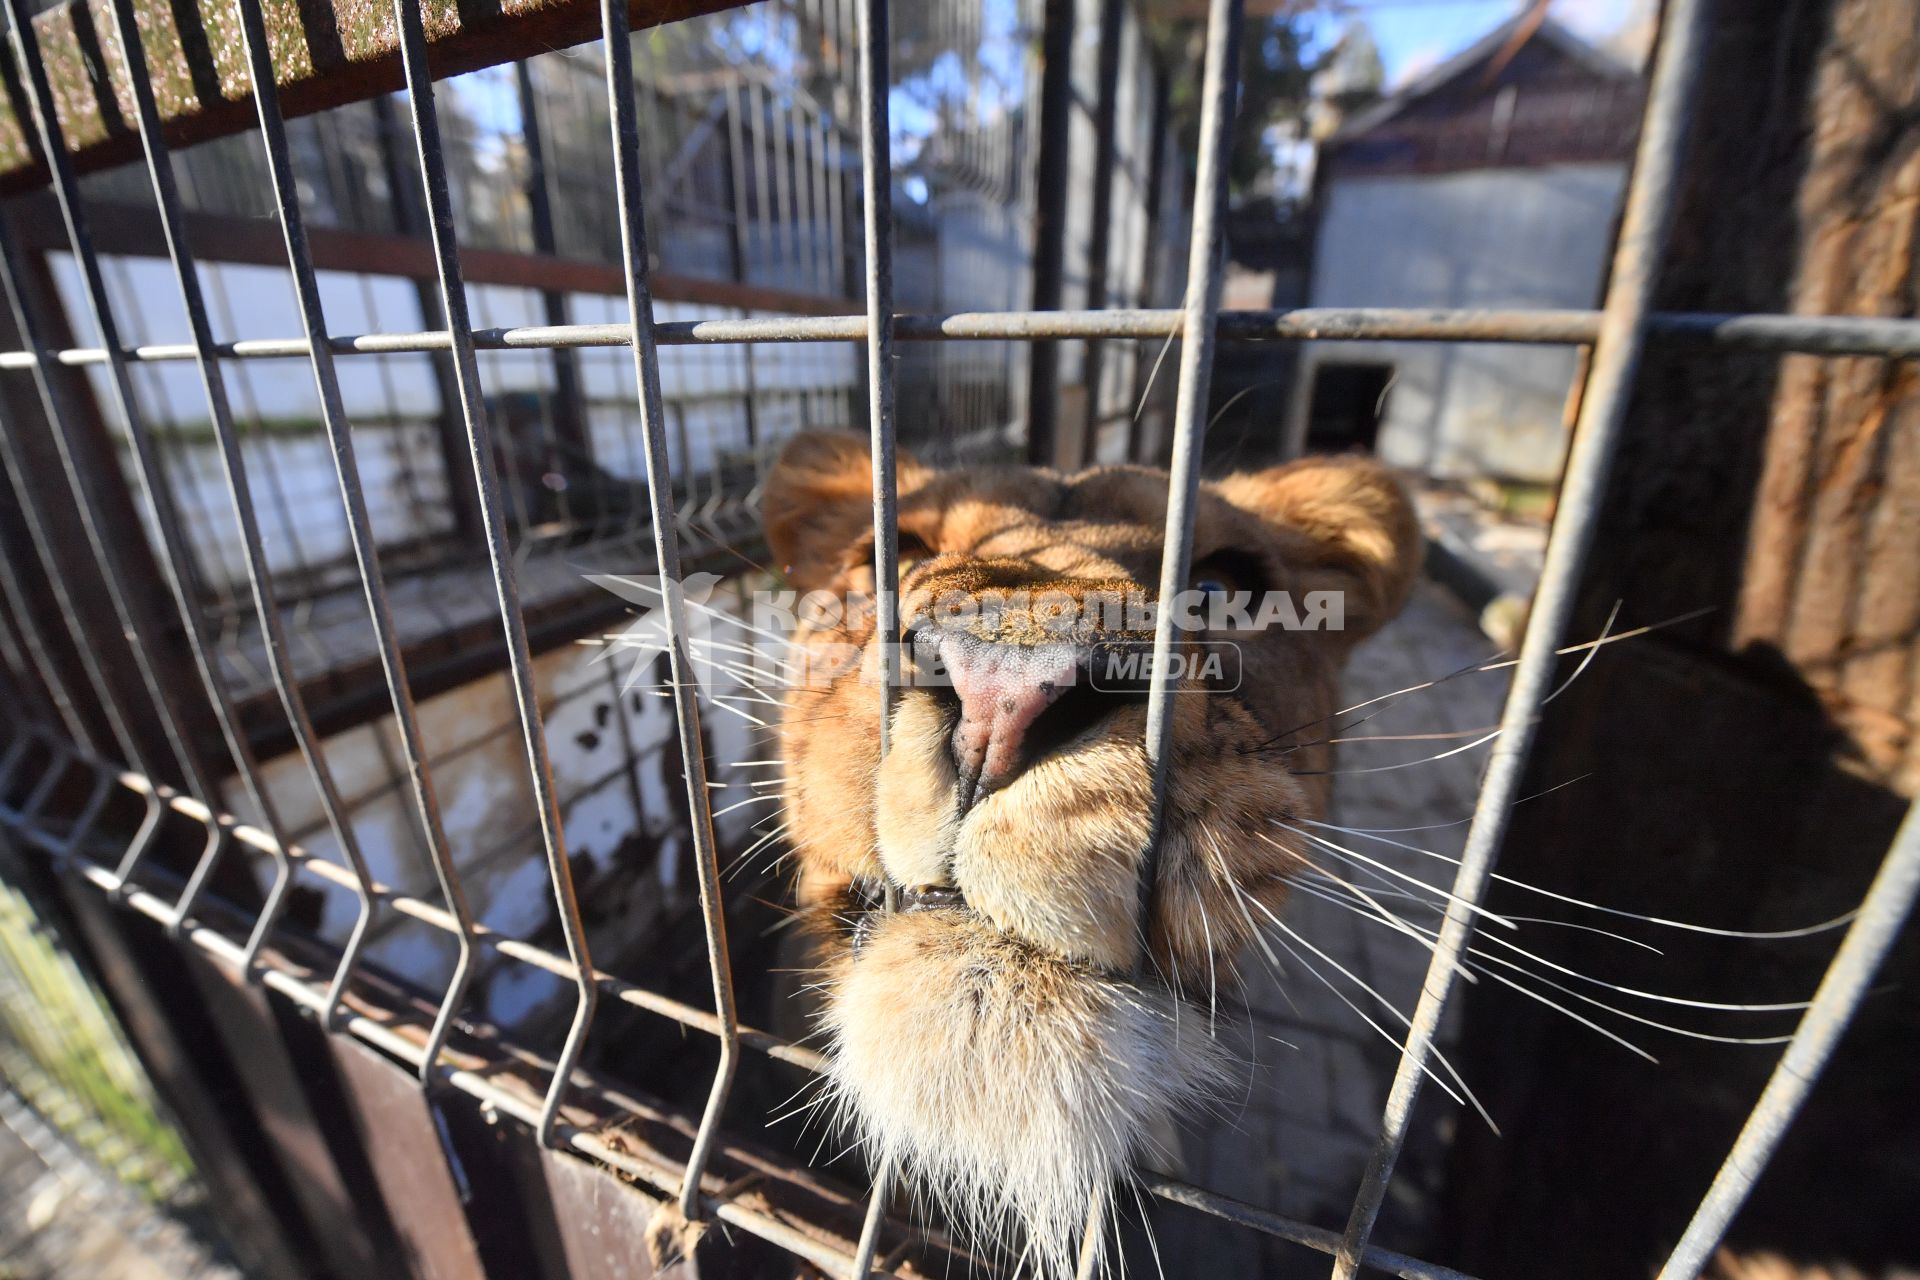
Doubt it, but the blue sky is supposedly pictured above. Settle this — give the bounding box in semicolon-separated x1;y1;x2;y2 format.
1303;0;1650;85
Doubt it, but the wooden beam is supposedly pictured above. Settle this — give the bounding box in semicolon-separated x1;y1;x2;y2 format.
0;0;742;194
5;194;854;315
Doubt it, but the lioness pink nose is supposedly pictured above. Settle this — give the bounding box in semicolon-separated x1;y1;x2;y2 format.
935;635;1087;800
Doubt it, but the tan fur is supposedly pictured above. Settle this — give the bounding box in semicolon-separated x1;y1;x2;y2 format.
765;432;1420;1275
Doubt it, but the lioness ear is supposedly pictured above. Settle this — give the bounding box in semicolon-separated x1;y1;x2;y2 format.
1213;455;1422;643
762;431;929;592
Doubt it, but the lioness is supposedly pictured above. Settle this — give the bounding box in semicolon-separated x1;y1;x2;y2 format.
763;430;1421;1276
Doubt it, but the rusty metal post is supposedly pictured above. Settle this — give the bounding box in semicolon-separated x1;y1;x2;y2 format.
1024;0;1074;468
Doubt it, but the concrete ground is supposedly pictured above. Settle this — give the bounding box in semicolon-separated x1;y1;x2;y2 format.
0;1093;237;1280
1168;578;1512;1274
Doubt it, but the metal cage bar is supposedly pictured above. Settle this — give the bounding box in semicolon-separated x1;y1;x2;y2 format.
0;9;231;932
387;0;599;1146
229;0;482;1087
0;425;149;895
597;0;742;1219
1138;0;1241;945
6;0;307;952
18;792;875;1276
0;497;95;758
850;0;900;1270
0;307;1914;370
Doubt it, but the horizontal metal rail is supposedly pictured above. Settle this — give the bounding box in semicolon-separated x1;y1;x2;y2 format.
0;309;1914;371
3;195;854;318
103;766;827;1072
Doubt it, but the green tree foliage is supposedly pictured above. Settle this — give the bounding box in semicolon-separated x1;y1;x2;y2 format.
1153;10;1380;199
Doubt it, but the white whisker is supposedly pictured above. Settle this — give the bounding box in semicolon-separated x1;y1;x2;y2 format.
1270;826;1519;930
1241;890;1482;1120
711;793;784;818
1300;819;1859;939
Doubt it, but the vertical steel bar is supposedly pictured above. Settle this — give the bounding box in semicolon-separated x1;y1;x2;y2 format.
1077;0;1125;470
354;273;474;592
1;0;294;964
849;0;899;1272
1138;0;1241;934
1125;68;1171;464
389;0;597;1140
514;58;592;485
598;0;739;1215
108;0;377;1028
0;551;114;868
851;1178;890;1280
369;89;488;549
722;86;763;453
1330;0;1709;1271
106;255;231;616
202;266;326;667
232;0;478;1084
0;590;65;739
1657;800;1920;1279
809;107;832;298
205;269;325;601
0;461;97;754
751;82;777;290
1023;0;1074;468
857;0;899;765
771;68;796;289
825;105;847;297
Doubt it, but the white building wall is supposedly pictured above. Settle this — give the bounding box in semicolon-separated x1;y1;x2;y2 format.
1290;162;1628;482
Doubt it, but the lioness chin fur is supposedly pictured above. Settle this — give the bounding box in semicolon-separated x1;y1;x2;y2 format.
824;910;1228;1278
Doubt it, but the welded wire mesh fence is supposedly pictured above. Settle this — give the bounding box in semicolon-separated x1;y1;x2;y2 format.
0;0;1915;1277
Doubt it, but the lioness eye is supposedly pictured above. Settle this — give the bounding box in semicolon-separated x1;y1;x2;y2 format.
853;531;933;576
1187;549;1267;598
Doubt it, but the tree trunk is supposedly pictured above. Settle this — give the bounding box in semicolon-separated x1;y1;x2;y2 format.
1431;2;1920;1276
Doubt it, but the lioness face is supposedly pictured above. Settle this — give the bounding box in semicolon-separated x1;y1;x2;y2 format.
763;431;1419;1275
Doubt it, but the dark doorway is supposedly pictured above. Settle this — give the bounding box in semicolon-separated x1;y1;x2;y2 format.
1305;361;1392;453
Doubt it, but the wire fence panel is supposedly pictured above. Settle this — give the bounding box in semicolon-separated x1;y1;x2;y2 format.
0;1;1916;1278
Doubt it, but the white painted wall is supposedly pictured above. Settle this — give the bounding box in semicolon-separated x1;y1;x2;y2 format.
1290;162;1627;482
49;255;859;586
224;578;768;1033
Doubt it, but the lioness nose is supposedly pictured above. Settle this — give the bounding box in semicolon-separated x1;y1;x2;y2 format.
930;633;1097;800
